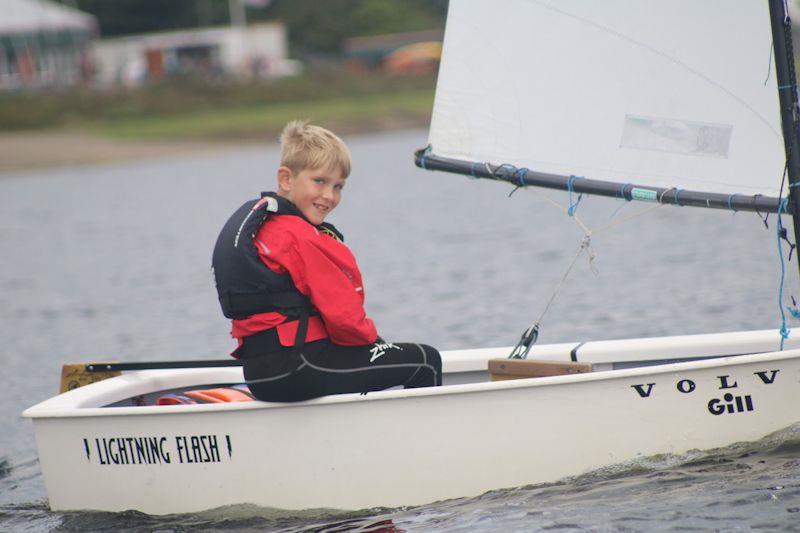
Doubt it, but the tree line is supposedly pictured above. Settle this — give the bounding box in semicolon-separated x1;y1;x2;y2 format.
65;0;448;55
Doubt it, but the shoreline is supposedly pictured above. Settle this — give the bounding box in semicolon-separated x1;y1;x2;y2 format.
0;116;429;174
0;132;252;174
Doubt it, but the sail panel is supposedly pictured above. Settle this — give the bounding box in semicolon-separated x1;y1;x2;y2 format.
429;0;786;198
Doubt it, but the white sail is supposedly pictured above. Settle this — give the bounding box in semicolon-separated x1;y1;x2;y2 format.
429;0;786;197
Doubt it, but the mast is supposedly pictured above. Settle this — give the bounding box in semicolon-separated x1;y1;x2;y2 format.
768;0;800;278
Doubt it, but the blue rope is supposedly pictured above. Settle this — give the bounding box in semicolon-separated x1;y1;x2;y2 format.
516;167;528;187
618;182;631;201
566;175;584;216
777;197;793;349
727;194;738;212
609;183;632;219
420;145;431;170
469;161;480;179
674;188;685;207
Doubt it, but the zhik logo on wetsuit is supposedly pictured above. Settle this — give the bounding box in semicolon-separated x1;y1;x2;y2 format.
370;342;400;362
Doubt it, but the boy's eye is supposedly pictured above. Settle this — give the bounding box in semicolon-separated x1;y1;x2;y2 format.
314;178;325;184
334;184;344;191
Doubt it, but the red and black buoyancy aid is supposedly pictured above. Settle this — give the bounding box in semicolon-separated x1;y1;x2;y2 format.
212;192;343;361
212;192;311;321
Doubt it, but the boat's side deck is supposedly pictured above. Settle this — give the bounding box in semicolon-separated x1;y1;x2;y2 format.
23;329;800;414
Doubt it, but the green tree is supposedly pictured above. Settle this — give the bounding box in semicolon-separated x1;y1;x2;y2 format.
64;0;447;53
351;0;439;36
71;0;229;36
262;0;361;54
263;0;446;54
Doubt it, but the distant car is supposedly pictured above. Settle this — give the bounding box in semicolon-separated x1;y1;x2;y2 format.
382;41;442;75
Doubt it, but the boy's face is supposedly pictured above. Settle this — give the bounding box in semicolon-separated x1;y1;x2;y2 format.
277;165;346;225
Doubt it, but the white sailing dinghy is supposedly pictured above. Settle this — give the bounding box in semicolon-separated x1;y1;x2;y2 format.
24;0;800;515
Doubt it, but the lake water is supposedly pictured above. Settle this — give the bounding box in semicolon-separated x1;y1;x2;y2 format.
2;129;800;531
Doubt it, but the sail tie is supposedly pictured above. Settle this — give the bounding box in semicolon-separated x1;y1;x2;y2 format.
609;183;633;219
419;145;432;170
618;183;631;201
517;167;529;187
486;164;522;195
566;175;584;216
790;297;800;320
657;187;680;205
779;226;796;261
727;194;739;212
674;189;685;207
752;194;771;228
469;162;480;180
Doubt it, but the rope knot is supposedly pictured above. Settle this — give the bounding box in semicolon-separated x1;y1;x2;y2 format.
566;175;584;216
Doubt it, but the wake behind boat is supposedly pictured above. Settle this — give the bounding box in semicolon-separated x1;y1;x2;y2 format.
24;0;800;515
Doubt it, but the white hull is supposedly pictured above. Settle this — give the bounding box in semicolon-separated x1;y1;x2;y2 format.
23;330;800;514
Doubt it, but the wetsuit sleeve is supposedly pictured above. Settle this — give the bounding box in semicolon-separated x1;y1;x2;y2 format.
257;221;378;346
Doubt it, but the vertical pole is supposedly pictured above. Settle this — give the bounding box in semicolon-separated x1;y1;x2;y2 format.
769;0;800;279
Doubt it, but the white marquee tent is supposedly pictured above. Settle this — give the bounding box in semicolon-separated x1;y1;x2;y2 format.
0;0;97;88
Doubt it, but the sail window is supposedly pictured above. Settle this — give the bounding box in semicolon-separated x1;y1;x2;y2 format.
620;115;733;158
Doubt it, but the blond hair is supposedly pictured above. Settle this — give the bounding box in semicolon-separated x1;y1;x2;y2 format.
279;120;351;178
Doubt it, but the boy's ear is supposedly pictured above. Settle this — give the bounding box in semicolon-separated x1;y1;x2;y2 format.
276;166;293;192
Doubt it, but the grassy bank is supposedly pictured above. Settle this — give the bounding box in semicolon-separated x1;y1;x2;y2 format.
84;88;434;140
0;72;436;140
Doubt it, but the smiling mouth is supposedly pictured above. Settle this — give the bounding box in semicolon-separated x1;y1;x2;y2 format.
313;203;330;212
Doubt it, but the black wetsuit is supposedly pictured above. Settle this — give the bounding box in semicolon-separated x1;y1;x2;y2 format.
238;329;442;402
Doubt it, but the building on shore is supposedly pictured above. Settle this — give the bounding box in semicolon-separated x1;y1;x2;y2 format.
0;0;98;90
92;23;298;87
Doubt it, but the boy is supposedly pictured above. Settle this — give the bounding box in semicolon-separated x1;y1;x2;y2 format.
212;121;442;402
